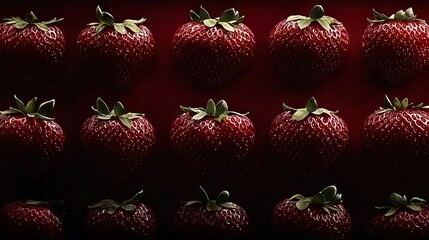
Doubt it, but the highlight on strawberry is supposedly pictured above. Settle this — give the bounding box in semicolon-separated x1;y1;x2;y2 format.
269;97;349;176
170;99;256;178
84;190;157;240
77;6;155;87
0;95;65;178
370;193;429;239
268;5;349;87
362;7;429;85
272;185;352;239
363;95;429;176
80;98;155;181
173;186;250;240
0;11;65;84
172;6;256;88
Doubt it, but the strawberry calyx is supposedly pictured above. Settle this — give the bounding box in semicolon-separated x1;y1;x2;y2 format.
283;97;338;121
286;5;340;31
0;94;55;121
368;8;425;23
376;95;429;114
289;185;342;213
91;97;144;129
25;199;65;214
88;190;144;215
4;11;63;31
189;6;244;32
180;99;248;122
184;186;237;212
87;5;146;35
376;193;427;217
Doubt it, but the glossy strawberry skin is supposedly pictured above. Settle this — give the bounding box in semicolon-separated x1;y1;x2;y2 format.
369;207;429;240
84;202;156;240
172;22;256;88
173;203;250;240
0;23;65;84
269;21;349;87
362;21;429;85
1;201;64;240
170;113;256;177
272;199;352;240
363;109;429;175
0;115;65;178
80;116;155;181
77;26;155;87
269;111;349;176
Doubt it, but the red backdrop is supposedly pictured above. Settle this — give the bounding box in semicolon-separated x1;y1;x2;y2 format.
0;0;428;239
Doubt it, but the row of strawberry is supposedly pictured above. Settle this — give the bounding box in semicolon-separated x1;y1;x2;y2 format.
1;185;427;239
0;94;426;181
1;5;427;89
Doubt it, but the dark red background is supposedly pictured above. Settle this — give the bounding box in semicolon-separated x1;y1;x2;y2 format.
1;0;429;239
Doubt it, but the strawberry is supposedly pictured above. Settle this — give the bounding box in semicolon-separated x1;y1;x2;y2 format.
269;97;349;176
173;186;250;240
80;98;155;181
170;99;255;177
272;185;352;239
362;8;429;85
1;200;64;240
0;95;64;178
268;5;349;87
77;6;155;87
84;190;156;240
0;11;65;84
370;193;429;240
172;6;256;88
362;95;429;175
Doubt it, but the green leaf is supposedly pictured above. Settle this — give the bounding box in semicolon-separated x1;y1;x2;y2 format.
121;204;136;212
305;97;318;112
37;99;55;115
394;10;406;20
113;101;125;116
96;23;107;34
88;199;116;209
316;18;331;31
215;100;228;116
15;22;29;29
192;111;207;120
14;95;26;112
384;95;394;109
219;22;235;32
113;23;126;34
289;194;305;201
25;97;37;113
219;202;236;209
189;10;200;21
203;18;217;27
321;186;337;201
401;98;409;108
405;8;414;17
101;11;114;25
410;197;427;203
393;97;402;109
119;117;132;128
312;193;325;205
235;16;244;24
372;9;389;20
292;109;310;121
124;22;141;33
199;6;210;20
185;200;201;206
216;191;230;204
298;18;313;29
33;113;55;121
310;5;325;19
286;15;305;22
206;201;221;211
96;5;103;21
384;207;399;217
219;8;236;22
390;193;407;207
34;23;49;31
198;186;210;203
206;99;216;115
321;205;330;213
407;203;423;212
296;198;311;210
96;98;110;115
106;205;118;214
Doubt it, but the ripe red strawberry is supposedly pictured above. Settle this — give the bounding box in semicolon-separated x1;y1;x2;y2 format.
362;8;429;85
370;193;429;240
268;5;349;87
173;186;250;240
84;190;156;240
362;95;429;175
170;99;255;177
0;11;65;84
80;98;155;181
269;97;349;176
1;200;64;240
172;6;256;88
272;185;352;239
77;6;155;87
0;95;65;178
